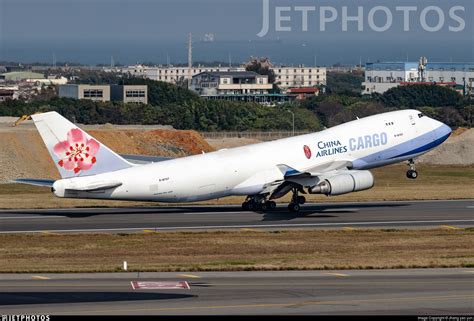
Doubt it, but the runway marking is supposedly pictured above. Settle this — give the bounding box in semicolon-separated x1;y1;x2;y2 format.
324;273;350;277
142;229;157;233
40;231;60;236
131;281;190;290
467;206;474;209
440;225;463;230
323;208;359;213
31;276;50;280
0;216;65;220
177;274;202;279
463;270;474;274
2;280;470;288
59;294;474;314
1;219;473;234
240;228;261;232
184;212;249;215
342;227;356;231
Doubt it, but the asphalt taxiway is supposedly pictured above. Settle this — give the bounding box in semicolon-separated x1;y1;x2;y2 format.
0;269;472;315
0;200;472;234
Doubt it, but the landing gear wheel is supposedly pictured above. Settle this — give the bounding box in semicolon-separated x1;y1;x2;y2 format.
406;159;418;179
247;202;255;211
406;170;418;179
242;202;249;210
288;203;300;213
297;196;306;205
266;201;277;210
260;202;268;211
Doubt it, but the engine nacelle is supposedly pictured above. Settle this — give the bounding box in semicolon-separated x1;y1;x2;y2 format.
309;170;374;196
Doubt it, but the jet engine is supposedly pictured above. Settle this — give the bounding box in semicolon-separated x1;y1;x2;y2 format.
309;170;374;196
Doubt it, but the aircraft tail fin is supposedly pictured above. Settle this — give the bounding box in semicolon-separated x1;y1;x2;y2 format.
31;112;134;179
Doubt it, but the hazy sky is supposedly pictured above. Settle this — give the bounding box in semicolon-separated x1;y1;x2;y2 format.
0;0;473;65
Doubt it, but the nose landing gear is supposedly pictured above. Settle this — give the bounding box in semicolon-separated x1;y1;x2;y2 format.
406;159;418;179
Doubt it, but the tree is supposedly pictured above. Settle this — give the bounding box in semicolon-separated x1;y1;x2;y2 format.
245;57;277;89
378;84;464;108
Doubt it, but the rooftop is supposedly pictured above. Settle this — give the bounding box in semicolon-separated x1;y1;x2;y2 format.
194;71;264;79
366;62;474;71
289;87;319;93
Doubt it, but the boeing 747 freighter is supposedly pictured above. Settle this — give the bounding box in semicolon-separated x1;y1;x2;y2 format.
16;110;451;212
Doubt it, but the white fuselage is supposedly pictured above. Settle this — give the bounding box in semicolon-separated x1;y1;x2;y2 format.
52;109;451;202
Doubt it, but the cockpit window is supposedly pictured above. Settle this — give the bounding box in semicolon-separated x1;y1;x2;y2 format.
418;113;425;118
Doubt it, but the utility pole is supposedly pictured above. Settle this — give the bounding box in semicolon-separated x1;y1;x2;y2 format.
187;33;193;88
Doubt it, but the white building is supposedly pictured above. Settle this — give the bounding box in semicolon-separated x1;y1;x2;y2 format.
25;76;68;86
191;71;272;96
363;62;474;95
123;65;327;90
190;71;293;105
123;65;246;84
111;85;148;104
59;84;111;102
272;66;327;90
58;84;148;104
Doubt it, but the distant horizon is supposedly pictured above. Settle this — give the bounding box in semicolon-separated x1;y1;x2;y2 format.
1;55;473;68
1;0;472;66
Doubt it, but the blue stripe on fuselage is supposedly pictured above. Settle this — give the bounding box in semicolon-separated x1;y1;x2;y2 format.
389;132;451;159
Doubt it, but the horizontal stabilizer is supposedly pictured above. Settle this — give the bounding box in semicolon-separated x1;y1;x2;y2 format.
66;181;122;192
119;154;173;165
14;178;55;187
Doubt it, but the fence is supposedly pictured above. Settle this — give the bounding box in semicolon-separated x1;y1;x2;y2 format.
200;131;312;141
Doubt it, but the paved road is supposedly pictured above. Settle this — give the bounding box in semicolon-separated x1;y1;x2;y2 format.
0;200;472;234
0;269;472;315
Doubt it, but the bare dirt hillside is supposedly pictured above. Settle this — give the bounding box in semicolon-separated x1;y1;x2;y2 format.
0;120;213;182
205;137;262;150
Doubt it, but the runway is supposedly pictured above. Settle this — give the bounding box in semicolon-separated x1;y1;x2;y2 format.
0;269;472;315
0;200;473;234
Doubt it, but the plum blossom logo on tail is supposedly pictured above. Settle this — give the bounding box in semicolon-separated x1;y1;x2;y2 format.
53;128;100;174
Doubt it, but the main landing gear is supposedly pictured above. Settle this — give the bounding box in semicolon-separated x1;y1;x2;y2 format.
406;159;418;180
242;188;306;213
288;187;305;213
242;195;276;211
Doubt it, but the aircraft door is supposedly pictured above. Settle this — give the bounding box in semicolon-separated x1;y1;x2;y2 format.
408;113;419;135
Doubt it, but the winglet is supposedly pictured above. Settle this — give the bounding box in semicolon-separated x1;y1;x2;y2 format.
276;164;303;177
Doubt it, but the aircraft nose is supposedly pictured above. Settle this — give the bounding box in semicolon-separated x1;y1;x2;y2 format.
438;123;452;138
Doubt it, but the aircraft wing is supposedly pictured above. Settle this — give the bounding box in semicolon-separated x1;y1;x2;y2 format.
277;160;353;178
267;160;354;200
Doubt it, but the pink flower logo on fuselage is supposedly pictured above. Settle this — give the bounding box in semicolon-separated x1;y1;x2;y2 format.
53;128;100;174
303;145;312;159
